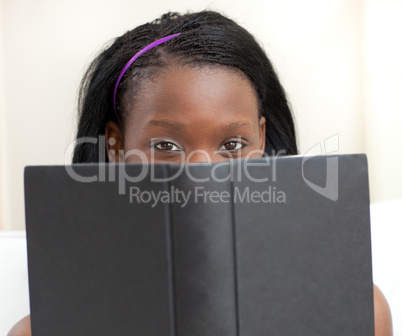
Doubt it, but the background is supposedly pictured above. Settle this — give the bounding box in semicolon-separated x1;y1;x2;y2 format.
0;0;401;230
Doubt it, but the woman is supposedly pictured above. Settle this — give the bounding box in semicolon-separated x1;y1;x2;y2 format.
9;10;392;335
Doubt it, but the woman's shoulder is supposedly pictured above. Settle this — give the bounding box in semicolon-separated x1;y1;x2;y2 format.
7;315;31;336
374;284;393;336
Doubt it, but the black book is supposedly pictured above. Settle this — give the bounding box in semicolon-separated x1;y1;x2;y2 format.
24;154;374;335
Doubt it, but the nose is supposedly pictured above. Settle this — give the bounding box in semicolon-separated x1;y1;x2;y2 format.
185;150;227;163
186;150;212;164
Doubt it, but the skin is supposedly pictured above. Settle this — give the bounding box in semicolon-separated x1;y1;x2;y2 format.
106;66;266;164
8;66;392;336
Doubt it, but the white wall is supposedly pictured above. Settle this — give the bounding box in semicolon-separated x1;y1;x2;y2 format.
0;0;401;230
363;0;402;202
0;0;6;230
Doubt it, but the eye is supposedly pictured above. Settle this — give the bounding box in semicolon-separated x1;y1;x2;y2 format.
219;140;246;151
154;141;182;152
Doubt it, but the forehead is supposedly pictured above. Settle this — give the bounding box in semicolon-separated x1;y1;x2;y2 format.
124;65;259;131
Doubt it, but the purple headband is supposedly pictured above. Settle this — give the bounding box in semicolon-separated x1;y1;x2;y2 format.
113;33;181;113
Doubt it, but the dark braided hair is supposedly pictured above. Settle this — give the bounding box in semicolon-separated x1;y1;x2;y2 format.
72;10;298;163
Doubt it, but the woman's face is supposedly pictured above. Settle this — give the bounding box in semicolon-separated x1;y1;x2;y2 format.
105;66;266;163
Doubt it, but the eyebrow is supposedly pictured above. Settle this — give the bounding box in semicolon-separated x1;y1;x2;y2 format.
144;119;187;133
220;121;253;133
144;119;253;133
